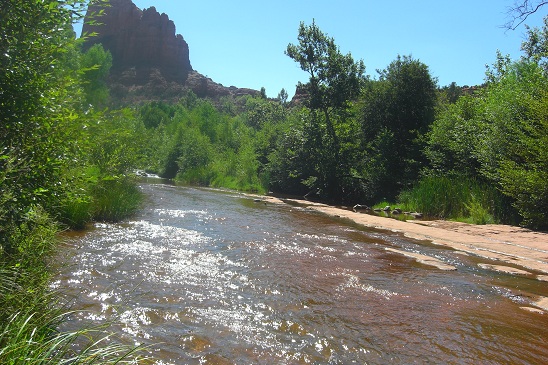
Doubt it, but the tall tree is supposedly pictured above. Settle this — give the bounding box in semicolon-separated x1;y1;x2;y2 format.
80;43;113;107
521;15;548;72
285;20;366;199
0;0;86;252
360;55;437;200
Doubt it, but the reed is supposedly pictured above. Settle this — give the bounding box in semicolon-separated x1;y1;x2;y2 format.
398;175;499;224
91;178;143;222
0;206;143;364
59;196;92;230
0;285;143;364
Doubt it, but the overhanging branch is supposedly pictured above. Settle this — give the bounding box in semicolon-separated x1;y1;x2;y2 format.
503;0;548;30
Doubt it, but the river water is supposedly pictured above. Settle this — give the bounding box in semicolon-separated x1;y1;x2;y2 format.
54;182;548;364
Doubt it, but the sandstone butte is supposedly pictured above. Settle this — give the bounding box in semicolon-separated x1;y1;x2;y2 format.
82;0;260;101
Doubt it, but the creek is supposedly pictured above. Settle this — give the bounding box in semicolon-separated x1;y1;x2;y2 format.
54;182;548;364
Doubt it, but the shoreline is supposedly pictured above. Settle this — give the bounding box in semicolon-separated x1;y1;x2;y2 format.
255;196;548;312
271;197;548;277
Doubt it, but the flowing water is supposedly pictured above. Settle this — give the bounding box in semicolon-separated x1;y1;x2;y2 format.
54;182;548;364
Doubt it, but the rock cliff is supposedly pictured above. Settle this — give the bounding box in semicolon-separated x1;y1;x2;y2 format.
82;0;259;102
83;0;191;84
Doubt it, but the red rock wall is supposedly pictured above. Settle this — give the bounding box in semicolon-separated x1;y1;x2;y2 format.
83;0;191;83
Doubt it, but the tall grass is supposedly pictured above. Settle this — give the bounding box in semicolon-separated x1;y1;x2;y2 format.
1;206;144;364
398;175;504;224
89;178;143;223
0;272;143;364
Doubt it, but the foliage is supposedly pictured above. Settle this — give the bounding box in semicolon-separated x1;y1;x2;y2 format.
1;2;143;363
80;43;113;107
425;59;547;228
1;0;79;249
359;55;438;200
284;20;366;200
522;15;548;73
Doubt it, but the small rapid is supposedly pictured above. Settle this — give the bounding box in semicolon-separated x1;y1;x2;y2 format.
53;183;548;364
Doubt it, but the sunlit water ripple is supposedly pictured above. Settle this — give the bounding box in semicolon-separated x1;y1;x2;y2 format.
53;183;548;364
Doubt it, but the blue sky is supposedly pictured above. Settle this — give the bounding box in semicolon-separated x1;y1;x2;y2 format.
87;1;547;98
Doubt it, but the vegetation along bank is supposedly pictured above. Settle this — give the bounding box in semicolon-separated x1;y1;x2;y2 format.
1;0;547;362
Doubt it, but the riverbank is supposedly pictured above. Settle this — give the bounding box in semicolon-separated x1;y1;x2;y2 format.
258;196;548;312
249;195;548;307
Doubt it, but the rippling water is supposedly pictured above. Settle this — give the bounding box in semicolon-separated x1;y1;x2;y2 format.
54;183;548;364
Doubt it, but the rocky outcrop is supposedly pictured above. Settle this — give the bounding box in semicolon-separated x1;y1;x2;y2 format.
82;0;259;102
289;83;309;106
83;0;191;84
185;71;260;99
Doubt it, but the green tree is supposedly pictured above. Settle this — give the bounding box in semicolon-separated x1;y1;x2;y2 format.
360;55;437;200
425;60;548;228
0;0;88;253
521;15;548;73
285;20;366;199
277;88;289;105
80;43;113;107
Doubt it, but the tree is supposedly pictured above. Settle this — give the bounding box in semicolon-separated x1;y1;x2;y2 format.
286;20;366;117
80;43;113;107
521;15;548;72
277;88;289;105
425;59;548;228
285;20;366;199
0;0;88;253
360;55;437;200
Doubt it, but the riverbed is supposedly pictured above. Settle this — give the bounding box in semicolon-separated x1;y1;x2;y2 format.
54;182;548;364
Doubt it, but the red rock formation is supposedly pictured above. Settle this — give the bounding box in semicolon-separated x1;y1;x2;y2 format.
83;0;191;83
289;83;309;106
82;0;259;102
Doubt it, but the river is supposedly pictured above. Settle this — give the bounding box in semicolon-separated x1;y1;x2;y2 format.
53;182;548;364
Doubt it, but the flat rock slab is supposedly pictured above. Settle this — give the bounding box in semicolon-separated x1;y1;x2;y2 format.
520;306;546;314
533;297;548;312
385;248;457;271
478;263;532;276
277;199;548;276
537;275;548;282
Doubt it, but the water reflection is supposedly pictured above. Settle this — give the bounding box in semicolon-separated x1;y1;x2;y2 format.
54;183;548;364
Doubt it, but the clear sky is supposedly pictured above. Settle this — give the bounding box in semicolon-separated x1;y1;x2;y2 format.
87;1;547;98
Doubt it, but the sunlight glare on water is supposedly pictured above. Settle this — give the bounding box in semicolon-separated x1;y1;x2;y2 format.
54;183;548;365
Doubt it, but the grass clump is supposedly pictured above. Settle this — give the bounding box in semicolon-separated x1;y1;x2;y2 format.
90;177;143;223
398;175;506;224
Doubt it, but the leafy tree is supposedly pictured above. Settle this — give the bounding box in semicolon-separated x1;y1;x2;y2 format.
360;55;437;200
277;88;289;105
425;59;547;228
423;95;484;177
521;15;548;73
439;81;463;104
285;20;366;199
80;43;113;107
0;0;88;253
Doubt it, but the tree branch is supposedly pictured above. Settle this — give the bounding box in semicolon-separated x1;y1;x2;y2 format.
503;0;548;30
